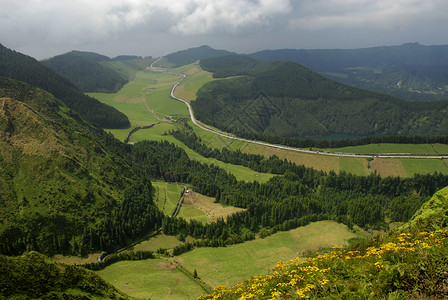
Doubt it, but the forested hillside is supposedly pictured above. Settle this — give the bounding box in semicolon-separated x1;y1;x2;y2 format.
0;251;126;299
163;45;235;67
0;78;162;256
194;55;448;139
42;51;154;92
41;51;128;92
250;43;448;101
0;43;130;128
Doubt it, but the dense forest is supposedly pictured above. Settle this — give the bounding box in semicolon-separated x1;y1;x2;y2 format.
42;51;154;93
0;43;130;128
193;55;448;139
41;51;128;92
249;43;448;101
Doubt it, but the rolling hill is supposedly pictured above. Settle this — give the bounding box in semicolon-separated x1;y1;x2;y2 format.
41;50;154;93
0;77;162;256
41;51;128;93
193;55;448;139
0;43;130;128
249;43;448;101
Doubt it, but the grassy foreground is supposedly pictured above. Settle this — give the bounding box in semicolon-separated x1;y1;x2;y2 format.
199;229;448;299
97;221;367;300
199;186;448;299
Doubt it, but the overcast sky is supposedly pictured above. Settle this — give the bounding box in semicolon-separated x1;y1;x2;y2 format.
1;0;447;59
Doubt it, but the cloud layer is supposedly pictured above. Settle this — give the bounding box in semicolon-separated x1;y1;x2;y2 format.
1;0;447;58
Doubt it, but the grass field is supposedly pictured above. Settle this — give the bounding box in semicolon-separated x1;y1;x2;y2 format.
97;258;205;300
183;191;245;223
171;63;216;102
98;221;368;299
401;158;448;176
52;253;101;265
323;143;448;155
152;181;185;217
339;157;369;176
129;234;196;253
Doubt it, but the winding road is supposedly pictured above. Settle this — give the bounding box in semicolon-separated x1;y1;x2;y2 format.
150;58;448;160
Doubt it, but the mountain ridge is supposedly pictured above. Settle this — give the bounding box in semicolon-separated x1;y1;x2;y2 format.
249;43;448;101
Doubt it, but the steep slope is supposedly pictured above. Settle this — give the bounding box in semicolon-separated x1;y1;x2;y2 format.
0;78;162;256
41;51;128;92
164;45;235;67
0;43;130;128
250;43;448;101
194;55;448;139
0;251;127;299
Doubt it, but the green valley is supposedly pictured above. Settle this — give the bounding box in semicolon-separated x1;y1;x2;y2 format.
2;42;448;300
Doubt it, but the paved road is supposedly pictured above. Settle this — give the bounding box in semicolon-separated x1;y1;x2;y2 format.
150;59;448;160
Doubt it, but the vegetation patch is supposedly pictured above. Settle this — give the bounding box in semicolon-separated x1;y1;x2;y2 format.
199;229;448;299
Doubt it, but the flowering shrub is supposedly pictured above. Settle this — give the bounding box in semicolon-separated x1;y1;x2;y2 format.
198;229;448;299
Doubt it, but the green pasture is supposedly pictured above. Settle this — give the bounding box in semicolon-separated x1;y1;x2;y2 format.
152;181;184;216
401;158;448;175
172;63;216;101
98;221;367;299
177;221;364;289
97;258;204;300
130;234;196;253
339;157;369;176
177;202;208;224
323;143;448;155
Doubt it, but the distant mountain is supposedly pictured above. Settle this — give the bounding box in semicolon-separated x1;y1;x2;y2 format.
249;43;448;101
0;78;162;256
42;51;154;93
0;251;126;299
163;45;235;67
194;55;448;139
0;43;130;128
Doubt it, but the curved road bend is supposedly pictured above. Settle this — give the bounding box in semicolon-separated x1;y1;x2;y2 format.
150;58;448;160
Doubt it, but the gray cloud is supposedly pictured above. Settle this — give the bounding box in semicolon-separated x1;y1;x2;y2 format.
1;0;447;59
289;0;441;30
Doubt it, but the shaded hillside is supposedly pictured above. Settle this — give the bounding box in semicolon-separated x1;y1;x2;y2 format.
249;43;448;101
41;51;128;92
0;43;130;128
0;251;127;299
164;45;235;67
42;51;154;92
194;55;448;139
0;78;163;256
